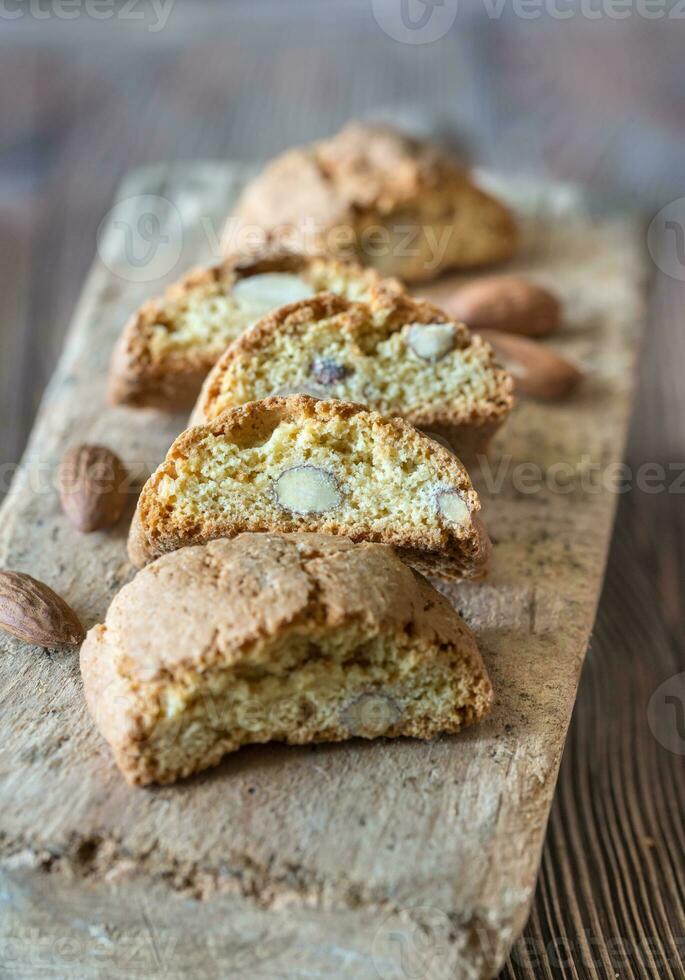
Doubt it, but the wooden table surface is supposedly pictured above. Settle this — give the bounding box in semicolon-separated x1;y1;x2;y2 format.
1;5;683;977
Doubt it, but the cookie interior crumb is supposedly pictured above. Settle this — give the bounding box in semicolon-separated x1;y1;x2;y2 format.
109;252;405;409
130;627;481;784
140;257;387;365
148;401;478;546
197;293;512;428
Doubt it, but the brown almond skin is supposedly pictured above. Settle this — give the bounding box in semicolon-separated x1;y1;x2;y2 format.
479;329;582;401
59;444;129;533
0;571;85;647
446;275;561;338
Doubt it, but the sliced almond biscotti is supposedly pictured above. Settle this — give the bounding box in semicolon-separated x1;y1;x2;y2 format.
82;533;493;786
191;292;514;459
128;395;491;579
108;250;402;410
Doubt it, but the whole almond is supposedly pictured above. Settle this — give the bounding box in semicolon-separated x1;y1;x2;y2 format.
480;329;583;401
446;275;561;338
59;444;128;533
0;571;85;647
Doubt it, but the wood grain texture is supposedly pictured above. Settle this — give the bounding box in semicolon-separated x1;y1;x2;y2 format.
0;162;646;978
0;7;684;977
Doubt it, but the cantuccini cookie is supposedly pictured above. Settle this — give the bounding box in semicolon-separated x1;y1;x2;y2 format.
225;122;517;282
191;292;514;459
128;395;491;579
81;533;493;786
108;250;401;410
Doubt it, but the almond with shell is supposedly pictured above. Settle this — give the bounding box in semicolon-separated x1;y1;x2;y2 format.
0;571;85;647
479;329;583;401
59;444;129;533
446;275;562;338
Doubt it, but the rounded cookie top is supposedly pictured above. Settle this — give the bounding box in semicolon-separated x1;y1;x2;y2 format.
233;123;468;231
227;123;518;281
102;533;482;682
313;122;466;211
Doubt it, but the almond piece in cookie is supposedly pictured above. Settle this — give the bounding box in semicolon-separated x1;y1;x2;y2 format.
81;533;493;786
273;465;343;514
191;292;514;461
128;395;491;580
225;122;518;283
108;249;402;410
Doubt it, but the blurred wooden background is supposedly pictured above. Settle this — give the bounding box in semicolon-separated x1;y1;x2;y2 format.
1;2;684;976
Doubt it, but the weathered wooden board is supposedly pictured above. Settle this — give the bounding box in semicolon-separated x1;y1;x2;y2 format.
0;164;647;979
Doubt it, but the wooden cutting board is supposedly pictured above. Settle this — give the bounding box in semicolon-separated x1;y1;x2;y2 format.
0;164;648;979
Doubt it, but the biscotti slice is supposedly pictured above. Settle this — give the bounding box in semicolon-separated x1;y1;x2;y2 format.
81;533;493;786
191;292;514;459
108;249;401;410
225;122;517;282
128;395;491;579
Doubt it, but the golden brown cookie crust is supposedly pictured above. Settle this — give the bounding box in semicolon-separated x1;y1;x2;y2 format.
228;123;518;282
128;394;491;579
81;533;493;785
